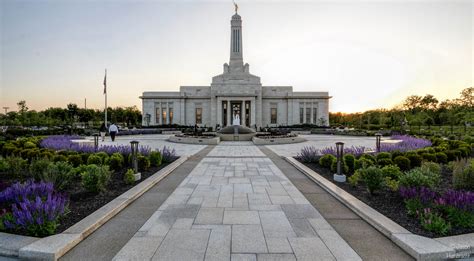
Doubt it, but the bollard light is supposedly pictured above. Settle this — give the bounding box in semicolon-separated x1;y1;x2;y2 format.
130;140;139;174
93;133;99;152
333;142;346;182
375;133;382;152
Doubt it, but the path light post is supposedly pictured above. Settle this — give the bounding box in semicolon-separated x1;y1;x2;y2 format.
93;134;99;152
333;142;346;182
130;141;141;181
375;133;382;153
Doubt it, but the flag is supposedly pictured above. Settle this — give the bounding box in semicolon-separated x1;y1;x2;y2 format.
103;69;107;94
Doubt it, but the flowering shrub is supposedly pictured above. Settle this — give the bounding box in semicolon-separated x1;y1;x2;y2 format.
399;186;474;233
0;181;68;237
296;146;319;163
40;135;151;156
160;146;177;163
380;135;432;153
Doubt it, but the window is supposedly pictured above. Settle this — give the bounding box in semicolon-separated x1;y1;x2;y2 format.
161;103;167;124
168;103;173;124
270;108;277;124
155;107;160;124
313;108;318;124
299;108;304;124
195;108;202;124
306;103;311;123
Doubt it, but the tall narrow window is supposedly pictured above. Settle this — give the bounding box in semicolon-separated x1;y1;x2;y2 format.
155;107;160;124
313;108;318;124
195;108;202;124
237;30;240;52
299;103;304;124
162;109;167;125
270;108;277;124
169;103;173;124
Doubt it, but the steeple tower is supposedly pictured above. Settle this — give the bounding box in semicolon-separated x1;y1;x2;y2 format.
229;10;244;71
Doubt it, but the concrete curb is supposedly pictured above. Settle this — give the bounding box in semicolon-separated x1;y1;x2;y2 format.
0;156;188;260
285;156;474;261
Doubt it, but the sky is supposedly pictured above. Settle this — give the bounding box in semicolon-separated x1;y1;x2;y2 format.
1;0;472;113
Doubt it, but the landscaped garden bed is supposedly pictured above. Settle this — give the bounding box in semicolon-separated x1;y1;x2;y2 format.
0;135;177;237
297;135;474;238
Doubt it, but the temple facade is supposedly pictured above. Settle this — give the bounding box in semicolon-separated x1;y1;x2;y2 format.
141;10;331;129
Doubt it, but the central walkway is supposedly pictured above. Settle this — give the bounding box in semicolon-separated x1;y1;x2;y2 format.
113;142;360;261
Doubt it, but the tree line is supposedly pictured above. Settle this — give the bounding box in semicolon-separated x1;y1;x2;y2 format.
0;101;142;127
330;87;473;131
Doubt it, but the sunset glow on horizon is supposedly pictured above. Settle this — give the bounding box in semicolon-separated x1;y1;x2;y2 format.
1;0;472;113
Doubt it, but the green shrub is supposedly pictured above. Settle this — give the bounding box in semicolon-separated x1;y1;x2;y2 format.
39;151;54;160
80;153;90;164
29;158;52;179
5;156;28;178
348;171;362;186
444;150;457;162
355;158;374;170
458;146;470;157
406;153;422;168
421;161;441;176
364;166;385;195
52;154;67;163
376;152;391;161
0;157;10;172
106;153;124;171
81;164;111;193
23;141;36;149
452;159;474;190
319;154;336;169
26;149;40;161
124;169;135;185
399;165;440;189
137;155;150;171
391;151;405;160
1;143;16;156
442;206;474;229
377;158;393;167
435;152;448;164
149;151;162;167
87;154;102;165
393;156;411;171
422;153;437;162
67;154;83;167
20;149;33;159
420;210;451;236
381;165;402;180
453;150;463;160
94;152;109;163
360;154;376;163
43;161;74;190
330;160;349;174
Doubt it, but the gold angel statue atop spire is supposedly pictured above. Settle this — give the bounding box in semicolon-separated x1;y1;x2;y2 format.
233;0;238;13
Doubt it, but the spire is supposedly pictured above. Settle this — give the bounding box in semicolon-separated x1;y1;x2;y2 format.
229;6;243;71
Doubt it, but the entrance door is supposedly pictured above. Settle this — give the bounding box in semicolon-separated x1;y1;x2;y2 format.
231;102;241;125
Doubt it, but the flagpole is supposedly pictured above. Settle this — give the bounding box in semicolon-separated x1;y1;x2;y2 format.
104;69;108;128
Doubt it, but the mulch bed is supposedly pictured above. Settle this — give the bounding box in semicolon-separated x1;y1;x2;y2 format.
56;163;170;233
301;161;474;238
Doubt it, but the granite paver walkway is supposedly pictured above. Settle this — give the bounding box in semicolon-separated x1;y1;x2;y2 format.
113;143;361;261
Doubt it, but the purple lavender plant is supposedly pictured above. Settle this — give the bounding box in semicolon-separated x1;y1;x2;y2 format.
399;186;437;204
161;146;177;163
436;190;474;212
379;135;432;153
296;146;320;163
40;135;151;156
0;181;68;237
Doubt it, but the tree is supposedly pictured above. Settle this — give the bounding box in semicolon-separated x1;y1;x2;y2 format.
403;95;423;112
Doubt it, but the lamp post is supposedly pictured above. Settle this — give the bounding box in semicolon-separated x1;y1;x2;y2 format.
375;133;382;153
333;142;346;182
93;133;99;151
130;141;139;173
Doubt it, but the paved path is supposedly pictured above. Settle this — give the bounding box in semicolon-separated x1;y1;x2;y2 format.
114;143;360;261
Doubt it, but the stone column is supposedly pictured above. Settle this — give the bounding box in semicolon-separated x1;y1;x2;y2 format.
250;98;256;128
217;97;222;127
166;102;169;124
227;100;231;126
310;101;314;124
241;100;245;126
303;102;307;124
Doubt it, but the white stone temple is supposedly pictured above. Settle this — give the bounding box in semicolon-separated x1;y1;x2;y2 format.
141;9;331;129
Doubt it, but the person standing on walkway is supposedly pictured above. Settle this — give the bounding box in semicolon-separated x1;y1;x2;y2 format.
99;122;107;142
108;123;119;142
